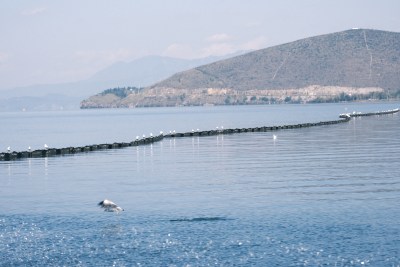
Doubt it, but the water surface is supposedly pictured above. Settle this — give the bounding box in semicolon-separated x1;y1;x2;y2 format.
1;103;399;266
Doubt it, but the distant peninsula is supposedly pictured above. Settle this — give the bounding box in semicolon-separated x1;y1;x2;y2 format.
81;29;400;108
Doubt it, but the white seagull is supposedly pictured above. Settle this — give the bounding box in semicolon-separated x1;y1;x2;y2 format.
98;199;124;213
273;134;277;140
44;144;49;150
7;146;11;152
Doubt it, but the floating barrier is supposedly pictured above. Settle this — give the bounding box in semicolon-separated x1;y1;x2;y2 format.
1;108;398;161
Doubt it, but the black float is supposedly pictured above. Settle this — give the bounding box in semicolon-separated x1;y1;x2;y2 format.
1;109;398;161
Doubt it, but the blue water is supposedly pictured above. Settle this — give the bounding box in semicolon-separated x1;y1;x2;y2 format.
1;103;400;266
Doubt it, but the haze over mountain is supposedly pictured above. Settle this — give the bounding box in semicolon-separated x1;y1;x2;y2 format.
82;29;400;108
0;54;240;111
88;54;244;88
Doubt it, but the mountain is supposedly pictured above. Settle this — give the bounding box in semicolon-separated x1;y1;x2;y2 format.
1;55;240;111
81;29;400;108
0;81;106;111
153;29;400;91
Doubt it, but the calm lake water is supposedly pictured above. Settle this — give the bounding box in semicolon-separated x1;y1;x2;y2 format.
1;103;400;266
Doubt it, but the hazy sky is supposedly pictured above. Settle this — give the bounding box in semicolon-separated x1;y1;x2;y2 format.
1;0;399;90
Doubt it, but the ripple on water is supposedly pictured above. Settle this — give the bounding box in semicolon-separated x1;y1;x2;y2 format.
1;104;399;266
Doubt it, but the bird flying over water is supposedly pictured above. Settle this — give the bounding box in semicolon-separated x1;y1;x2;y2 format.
98;199;124;213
